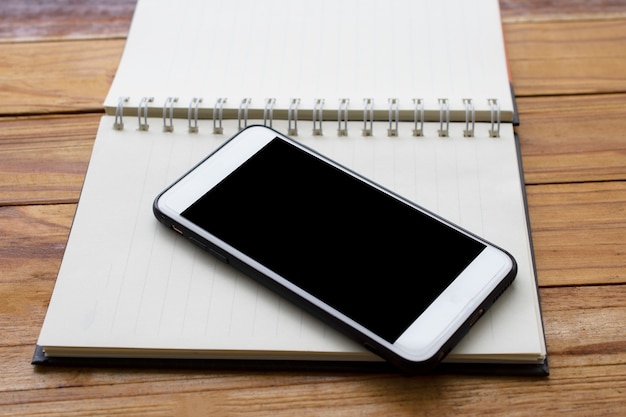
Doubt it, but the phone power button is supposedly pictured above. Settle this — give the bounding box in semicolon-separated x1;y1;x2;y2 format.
207;247;229;264
189;237;229;264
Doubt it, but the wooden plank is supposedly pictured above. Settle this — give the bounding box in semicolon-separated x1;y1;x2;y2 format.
0;39;124;116
516;93;626;184
500;0;626;22
4;366;622;417
0;204;73;345
504;18;626;96
0;115;99;205
540;285;626;368
527;181;626;287
0;0;135;42
0;204;70;357
1;286;625;415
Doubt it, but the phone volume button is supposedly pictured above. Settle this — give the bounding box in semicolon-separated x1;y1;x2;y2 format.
188;236;207;249
189;237;229;264
208;247;229;264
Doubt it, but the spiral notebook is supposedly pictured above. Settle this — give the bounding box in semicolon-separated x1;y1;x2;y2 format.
34;0;548;374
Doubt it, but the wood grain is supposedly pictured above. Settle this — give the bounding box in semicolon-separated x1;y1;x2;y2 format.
0;115;98;205
527;181;626;287
3;363;625;417
504;18;626;96
517;93;626;184
0;0;135;42
0;40;123;116
0;204;72;348
500;0;626;22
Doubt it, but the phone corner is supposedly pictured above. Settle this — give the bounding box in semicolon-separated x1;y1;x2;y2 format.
152;192;168;225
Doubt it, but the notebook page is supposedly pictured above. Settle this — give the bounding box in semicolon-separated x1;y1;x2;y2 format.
38;116;545;362
104;0;514;122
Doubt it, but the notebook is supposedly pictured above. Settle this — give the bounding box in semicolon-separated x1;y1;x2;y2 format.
34;0;548;375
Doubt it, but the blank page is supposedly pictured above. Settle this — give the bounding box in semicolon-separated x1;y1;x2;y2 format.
104;0;514;122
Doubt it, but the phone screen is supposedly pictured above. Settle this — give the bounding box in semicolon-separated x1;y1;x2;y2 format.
182;138;485;343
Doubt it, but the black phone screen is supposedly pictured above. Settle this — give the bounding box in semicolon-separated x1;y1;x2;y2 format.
182;138;485;343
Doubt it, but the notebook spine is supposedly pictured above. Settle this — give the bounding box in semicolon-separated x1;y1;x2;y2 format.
112;96;502;138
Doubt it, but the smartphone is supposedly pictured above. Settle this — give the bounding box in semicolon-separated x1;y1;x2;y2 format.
153;125;516;372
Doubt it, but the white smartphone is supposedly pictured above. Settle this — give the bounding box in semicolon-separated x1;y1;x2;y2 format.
153;125;516;372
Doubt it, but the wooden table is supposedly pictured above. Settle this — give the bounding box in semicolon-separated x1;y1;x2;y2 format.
1;1;625;415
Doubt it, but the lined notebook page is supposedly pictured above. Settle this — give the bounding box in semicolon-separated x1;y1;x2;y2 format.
104;0;514;122
38;116;545;362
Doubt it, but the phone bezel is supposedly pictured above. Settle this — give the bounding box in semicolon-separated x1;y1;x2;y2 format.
154;125;515;370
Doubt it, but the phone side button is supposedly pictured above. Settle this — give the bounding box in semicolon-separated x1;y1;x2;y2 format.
189;237;229;264
207;247;229;264
188;236;207;250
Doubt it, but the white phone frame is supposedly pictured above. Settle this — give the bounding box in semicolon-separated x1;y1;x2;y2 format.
155;125;515;368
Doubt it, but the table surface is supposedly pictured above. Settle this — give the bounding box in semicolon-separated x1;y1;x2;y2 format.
1;1;626;415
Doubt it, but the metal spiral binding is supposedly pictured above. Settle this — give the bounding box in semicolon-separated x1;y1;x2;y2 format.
438;98;449;137
187;97;202;133
113;97;129;130
337;98;349;136
163;97;178;132
488;98;501;137
263;98;276;128
362;98;374;136
312;98;324;136
115;95;504;139
388;98;399;137
463;98;475;137
213;97;226;134
413;98;424;137
287;98;300;136
137;97;153;131
238;98;251;130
